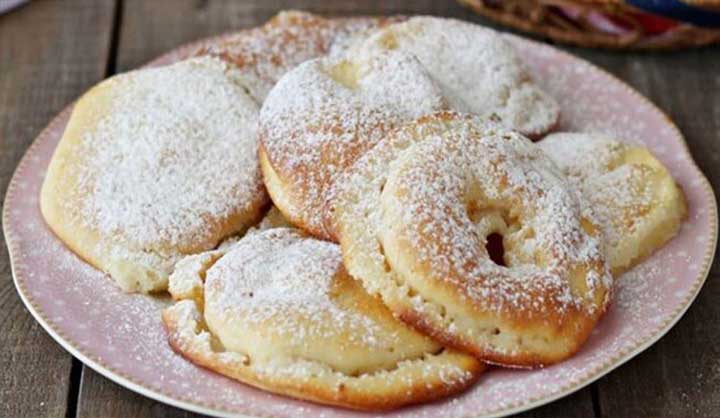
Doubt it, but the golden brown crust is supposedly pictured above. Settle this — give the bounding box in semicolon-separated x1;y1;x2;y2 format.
162;228;484;410
40;58;267;293
335;112;612;368
540;132;688;277
258;147;310;236
396;298;604;368
258;144;332;239
163;303;483;411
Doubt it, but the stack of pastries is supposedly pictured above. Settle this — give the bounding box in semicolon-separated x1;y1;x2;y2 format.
40;11;687;410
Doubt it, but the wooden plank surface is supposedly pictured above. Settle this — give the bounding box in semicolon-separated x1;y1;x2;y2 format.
0;1;116;417
77;368;201;418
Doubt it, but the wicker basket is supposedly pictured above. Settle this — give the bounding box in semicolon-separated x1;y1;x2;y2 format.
458;0;720;50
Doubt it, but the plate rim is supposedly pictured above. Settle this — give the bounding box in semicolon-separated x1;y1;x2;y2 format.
3;28;718;418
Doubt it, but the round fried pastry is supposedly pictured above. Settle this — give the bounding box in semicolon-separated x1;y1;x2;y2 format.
40;57;267;293
334;112;612;367
162;228;483;410
540;132;688;276
258;48;447;240
349;16;560;138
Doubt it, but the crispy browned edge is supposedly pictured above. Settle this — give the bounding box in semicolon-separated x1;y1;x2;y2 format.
161;308;485;411
396;301;608;369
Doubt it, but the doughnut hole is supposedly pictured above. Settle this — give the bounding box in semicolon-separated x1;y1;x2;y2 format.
485;233;505;267
466;200;537;269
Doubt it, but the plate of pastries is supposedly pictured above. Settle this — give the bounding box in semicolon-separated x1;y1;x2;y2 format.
5;10;717;418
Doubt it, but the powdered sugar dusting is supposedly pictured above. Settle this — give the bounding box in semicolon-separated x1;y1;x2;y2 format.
7;21;713;418
198;11;401;103
259;49;446;237
378;117;609;316
584;165;656;243
69;57;263;254
542;133;648;250
352;16;559;137
540;132;686;273
204;229;393;351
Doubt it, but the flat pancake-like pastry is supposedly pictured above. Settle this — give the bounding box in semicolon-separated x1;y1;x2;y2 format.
197;10;403;103
540;132;687;276
162;228;483;410
349;16;559;138
40;57;267;293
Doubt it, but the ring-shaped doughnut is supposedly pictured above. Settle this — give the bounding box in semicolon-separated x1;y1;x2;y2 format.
334;112;612;367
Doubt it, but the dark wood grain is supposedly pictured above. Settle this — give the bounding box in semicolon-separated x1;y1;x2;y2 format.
0;1;116;417
77;367;593;418
77;368;203;418
564;47;720;418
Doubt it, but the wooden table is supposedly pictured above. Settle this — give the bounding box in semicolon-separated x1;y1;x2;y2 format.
1;1;718;417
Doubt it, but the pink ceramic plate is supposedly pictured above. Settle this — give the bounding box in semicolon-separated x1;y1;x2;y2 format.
4;26;717;418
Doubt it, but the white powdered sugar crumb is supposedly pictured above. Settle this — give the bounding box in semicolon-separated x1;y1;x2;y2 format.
539;132;625;178
71;57;263;252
